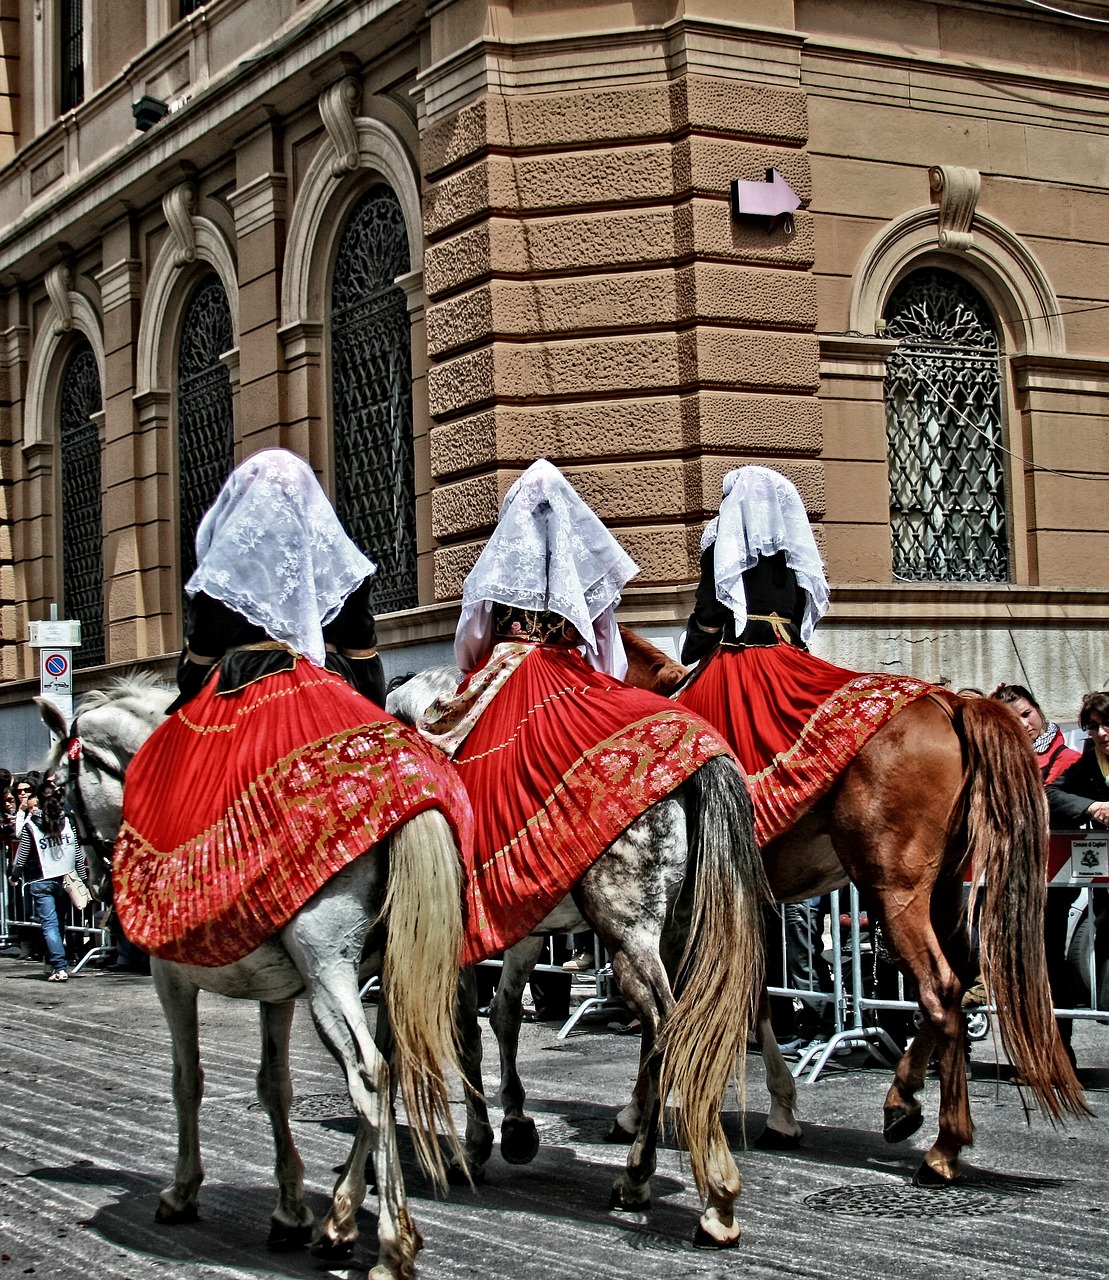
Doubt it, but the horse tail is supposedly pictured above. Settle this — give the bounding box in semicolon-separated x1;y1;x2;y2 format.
657;754;770;1197
380;807;466;1185
960;698;1089;1121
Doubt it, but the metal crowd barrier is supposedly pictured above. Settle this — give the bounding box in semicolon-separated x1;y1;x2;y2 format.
1;874;114;973
764;831;1108;1083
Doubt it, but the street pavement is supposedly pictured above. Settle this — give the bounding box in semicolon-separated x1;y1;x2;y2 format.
1;955;1107;1280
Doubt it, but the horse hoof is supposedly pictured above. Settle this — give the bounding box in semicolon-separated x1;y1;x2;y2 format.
692;1225;740;1250
501;1117;540;1165
310;1237;355;1262
267;1221;312;1251
755;1126;802;1150
883;1106;924;1144
608;1186;650;1213
605;1121;636;1145
913;1161;960;1188
155;1202;198;1225
448;1162;485;1187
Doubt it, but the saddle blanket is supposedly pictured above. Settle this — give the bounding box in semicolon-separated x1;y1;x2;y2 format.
419;642;731;964
114;661;472;967
676;643;932;844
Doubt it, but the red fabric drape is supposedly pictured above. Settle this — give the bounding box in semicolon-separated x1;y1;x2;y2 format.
677;644;932;844
115;662;472;967
452;645;730;963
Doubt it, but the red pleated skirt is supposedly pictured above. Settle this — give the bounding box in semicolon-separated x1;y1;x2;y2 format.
114;661;472;967
451;644;731;964
677;644;932;844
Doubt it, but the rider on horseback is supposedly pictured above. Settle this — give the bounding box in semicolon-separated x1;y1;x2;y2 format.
418;457;735;964
114;448;471;968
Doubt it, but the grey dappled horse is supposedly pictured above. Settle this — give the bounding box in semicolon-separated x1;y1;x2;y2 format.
388;667;772;1248
41;675;464;1280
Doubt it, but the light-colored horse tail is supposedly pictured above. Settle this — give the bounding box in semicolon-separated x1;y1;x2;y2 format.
960;698;1089;1121
380;807;467;1185
657;754;770;1197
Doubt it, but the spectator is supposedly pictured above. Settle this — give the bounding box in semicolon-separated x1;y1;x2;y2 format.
14;772;43;839
1042;690;1109;1066
994;684;1080;783
8;779;88;982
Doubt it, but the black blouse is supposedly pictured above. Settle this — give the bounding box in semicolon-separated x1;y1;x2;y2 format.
170;578;384;710
681;548;807;665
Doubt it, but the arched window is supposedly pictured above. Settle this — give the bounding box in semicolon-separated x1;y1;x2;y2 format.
177;275;234;586
330;183;415;613
59;339;103;666
884;268;1009;583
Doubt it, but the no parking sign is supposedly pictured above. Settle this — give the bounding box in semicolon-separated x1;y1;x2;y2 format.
31;618;81;728
39;648;73;721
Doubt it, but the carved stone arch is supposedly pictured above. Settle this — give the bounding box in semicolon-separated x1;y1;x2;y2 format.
23;288;106;452
280;114;422;331
849;206;1065;356
136;215;239;397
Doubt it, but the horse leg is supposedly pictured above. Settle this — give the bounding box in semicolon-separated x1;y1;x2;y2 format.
151;961;204;1224
606;1066;647;1144
283;906;420;1280
454;966;493;1182
883;1026;934;1143
256;999;314;1249
603;945;670;1214
489;934;546;1165
754;989;802;1149
873;899;971;1182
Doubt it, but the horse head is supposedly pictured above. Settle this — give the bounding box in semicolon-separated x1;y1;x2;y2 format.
618;625;689;696
37;672;175;904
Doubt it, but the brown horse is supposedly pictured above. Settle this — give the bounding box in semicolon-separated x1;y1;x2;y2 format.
621;629;1088;1185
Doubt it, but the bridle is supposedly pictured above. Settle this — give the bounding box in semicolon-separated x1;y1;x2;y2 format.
62;714;127;875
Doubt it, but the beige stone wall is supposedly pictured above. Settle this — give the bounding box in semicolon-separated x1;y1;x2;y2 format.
420;46;824;597
1;0;1108;709
803;0;1109;598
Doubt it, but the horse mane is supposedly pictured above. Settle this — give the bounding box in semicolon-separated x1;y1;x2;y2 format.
79;669;175;711
619;625;689;696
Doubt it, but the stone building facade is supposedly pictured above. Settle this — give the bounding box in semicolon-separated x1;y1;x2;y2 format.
2;0;1108;762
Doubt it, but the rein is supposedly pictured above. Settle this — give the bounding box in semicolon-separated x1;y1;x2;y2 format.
63;716;126;870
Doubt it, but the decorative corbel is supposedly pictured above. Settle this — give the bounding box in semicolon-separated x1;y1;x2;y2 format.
929;165;980;252
320;76;361;178
163;181;198;268
45;263;72;336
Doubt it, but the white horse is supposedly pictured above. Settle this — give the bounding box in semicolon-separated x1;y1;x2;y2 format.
387;667;775;1248
40;675;465;1280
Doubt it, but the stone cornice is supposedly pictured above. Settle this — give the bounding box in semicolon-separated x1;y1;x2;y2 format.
818;334;896;379
372;579;1109;650
94;258;143;311
0;0;409;276
227;172;288;239
1010;352;1109;395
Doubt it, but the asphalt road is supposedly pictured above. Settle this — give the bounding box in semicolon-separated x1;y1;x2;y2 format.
1;956;1107;1280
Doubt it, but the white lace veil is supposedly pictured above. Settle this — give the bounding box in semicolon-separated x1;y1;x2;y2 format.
701;466;829;643
454;459;638;676
185;448;376;665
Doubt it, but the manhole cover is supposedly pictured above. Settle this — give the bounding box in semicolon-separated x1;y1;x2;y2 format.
805;1183;1009;1218
248;1092;352;1120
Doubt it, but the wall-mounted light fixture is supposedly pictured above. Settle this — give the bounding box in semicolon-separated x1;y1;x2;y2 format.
132;96;170;132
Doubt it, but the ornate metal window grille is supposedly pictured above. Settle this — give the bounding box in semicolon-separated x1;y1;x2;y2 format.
177;276;234;586
60;0;84;112
330;184;415;614
883;269;1009;583
59;340;104;666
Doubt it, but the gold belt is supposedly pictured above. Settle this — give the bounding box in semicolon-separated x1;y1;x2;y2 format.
746;613;793;643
